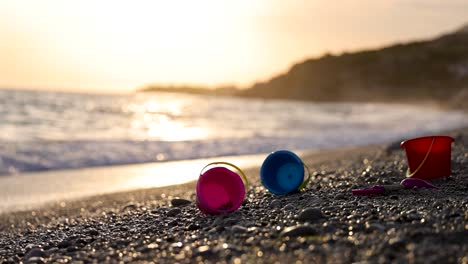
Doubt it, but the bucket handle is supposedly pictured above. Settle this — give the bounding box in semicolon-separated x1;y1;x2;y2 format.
200;162;250;191
298;163;312;191
406;137;435;178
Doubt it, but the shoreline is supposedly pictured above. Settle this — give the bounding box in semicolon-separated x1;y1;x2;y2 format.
0;127;466;263
0;153;270;214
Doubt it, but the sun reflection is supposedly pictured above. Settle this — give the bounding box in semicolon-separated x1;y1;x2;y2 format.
128;96;210;141
146;121;208;142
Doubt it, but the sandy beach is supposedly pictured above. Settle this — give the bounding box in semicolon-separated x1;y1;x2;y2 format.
0;127;467;263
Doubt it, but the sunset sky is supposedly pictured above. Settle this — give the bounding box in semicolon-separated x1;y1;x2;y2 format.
1;0;467;94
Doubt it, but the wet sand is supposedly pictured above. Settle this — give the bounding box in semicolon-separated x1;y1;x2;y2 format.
0;154;269;214
0;128;466;263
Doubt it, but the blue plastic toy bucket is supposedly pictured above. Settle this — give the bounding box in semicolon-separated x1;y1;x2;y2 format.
260;150;310;195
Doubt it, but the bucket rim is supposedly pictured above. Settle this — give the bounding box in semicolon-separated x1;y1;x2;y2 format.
260;150;304;195
400;135;454;148
196;166;244;192
261;150;304;170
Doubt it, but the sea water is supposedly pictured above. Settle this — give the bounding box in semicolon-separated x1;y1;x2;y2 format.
0;89;467;175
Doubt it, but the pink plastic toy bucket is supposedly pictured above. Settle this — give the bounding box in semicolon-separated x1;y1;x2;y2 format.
401;136;454;180
196;162;248;214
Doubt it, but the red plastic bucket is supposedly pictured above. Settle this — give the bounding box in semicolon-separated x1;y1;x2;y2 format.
400;136;454;180
196;162;248;214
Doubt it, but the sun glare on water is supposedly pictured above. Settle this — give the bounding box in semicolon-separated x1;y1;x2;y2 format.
126;95;209;142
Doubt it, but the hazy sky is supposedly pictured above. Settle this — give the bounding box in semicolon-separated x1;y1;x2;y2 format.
1;0;467;93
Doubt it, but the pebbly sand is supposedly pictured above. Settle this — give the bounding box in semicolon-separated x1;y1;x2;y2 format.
0;128;467;263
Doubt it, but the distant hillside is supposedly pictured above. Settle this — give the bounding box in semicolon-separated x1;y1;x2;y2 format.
240;24;468;105
141;24;468;107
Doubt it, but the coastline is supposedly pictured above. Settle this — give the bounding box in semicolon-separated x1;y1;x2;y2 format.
0;127;466;263
0;154;269;214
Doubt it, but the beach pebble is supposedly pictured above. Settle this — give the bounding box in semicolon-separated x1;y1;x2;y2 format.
66;245;79;252
168;220;178;226
280;225;316;237
231;225;248;233
283;204;295;211
57;240;70;248
115;239;129;247
123;203;138;210
170;242;183;248
138;243;159;253
51;256;72;263
24;248;46;259
195;245;213;256
171;198;191;207
187;223;200;231
405;210;421;221
298;207;324;222
365;222;386;232
223;217;239;226
335;193;346;199
207;227;218;234
270;199;281;208
322;222;337;232
217;243;242;252
388;236;407;248
24;244;38;251
25;257;45;264
86;228;99;236
167;208;181;217
212;217;224;226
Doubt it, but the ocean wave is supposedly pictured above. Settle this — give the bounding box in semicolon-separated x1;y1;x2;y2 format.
1;120;466;176
1;90;467;175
